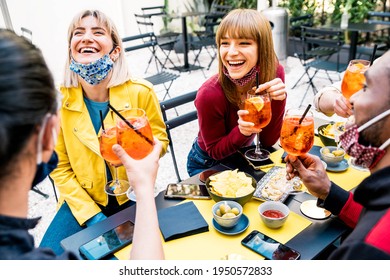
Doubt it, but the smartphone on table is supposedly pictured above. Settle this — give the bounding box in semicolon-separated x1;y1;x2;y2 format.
79;220;134;260
164;183;211;200
241;230;301;260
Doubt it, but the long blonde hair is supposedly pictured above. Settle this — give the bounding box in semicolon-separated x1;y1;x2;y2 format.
63;10;131;88
216;9;278;105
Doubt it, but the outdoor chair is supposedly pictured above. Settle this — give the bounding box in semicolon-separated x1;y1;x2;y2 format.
21;27;32;42
299;26;348;106
160;90;198;182
289;14;315;89
356;11;390;59
190;13;223;75
140;5;166;17
31;176;58;202
122;32;180;101
210;0;231;16
134;13;181;72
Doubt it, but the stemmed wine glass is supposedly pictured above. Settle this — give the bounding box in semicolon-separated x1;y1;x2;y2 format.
99;113;131;196
243;88;272;161
279;108;329;219
115;108;155;200
341;59;370;100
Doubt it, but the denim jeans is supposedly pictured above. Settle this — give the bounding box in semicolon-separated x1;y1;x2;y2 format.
187;139;219;177
39;202;83;255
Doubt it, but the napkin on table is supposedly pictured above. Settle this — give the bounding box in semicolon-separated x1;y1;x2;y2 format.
157;201;209;242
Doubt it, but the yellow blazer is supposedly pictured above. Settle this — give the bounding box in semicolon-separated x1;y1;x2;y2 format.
51;78;168;225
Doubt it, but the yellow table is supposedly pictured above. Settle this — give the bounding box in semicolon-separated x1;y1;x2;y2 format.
115;137;369;260
116;198;311;260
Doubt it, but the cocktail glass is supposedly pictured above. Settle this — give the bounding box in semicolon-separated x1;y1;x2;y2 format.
116;108;154;200
280;108;314;156
341;59;370;100
280;108;315;211
99;124;131;196
242;89;272;161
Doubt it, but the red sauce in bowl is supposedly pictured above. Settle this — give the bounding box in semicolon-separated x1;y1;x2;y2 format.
263;210;285;219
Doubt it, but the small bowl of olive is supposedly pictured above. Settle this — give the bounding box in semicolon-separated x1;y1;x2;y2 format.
320;146;345;167
212;200;242;228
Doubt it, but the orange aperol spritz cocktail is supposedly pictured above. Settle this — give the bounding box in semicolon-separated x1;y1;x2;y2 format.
116;108;154;160
100;124;131;196
100;126;122;165
242;89;272;161
341;59;370;100
116;108;154;201
280;108;314;156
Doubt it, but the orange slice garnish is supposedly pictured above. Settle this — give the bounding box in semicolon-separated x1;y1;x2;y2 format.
248;96;264;111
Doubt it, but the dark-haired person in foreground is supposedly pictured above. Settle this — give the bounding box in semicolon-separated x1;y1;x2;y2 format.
0;29;164;260
286;51;390;259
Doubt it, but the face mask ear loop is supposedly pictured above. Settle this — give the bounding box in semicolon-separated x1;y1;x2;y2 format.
109;46;116;55
379;138;390;150
36;114;51;164
358;109;390;132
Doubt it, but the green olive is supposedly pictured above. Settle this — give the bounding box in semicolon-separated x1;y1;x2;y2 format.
222;212;236;219
332;150;344;157
219;204;231;215
230;207;240;215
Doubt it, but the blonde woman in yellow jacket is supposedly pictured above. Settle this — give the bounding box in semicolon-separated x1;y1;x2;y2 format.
39;10;168;254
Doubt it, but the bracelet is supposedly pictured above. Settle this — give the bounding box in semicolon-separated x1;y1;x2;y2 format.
315;91;325;113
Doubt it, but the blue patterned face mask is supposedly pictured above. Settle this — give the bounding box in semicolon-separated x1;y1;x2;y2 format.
70;53;114;85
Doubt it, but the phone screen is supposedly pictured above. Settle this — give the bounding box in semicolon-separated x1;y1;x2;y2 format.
164;183;211;199
241;230;300;260
79;220;134;260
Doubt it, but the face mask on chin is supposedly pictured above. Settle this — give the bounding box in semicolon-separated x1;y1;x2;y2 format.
69;47;116;85
223;65;260;87
70;54;113;85
340;109;390;170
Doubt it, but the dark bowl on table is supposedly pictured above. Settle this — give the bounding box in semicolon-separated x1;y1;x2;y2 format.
317;124;337;147
205;171;256;207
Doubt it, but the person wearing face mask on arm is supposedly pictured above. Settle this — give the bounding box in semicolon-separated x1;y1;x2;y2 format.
186;9;287;177
285;51;390;260
39;10;168;255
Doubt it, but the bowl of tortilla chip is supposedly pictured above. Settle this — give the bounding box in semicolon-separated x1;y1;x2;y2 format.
318;122;346;147
205;169;256;206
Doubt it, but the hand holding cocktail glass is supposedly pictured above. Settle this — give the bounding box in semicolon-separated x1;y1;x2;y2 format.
280;106;329;219
242;88;272;161
99;106;154;198
280;106;314;185
110;106;154;201
99;111;131;196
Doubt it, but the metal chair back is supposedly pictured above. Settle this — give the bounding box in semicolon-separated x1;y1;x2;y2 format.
160;91;198;182
122;33;180;101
